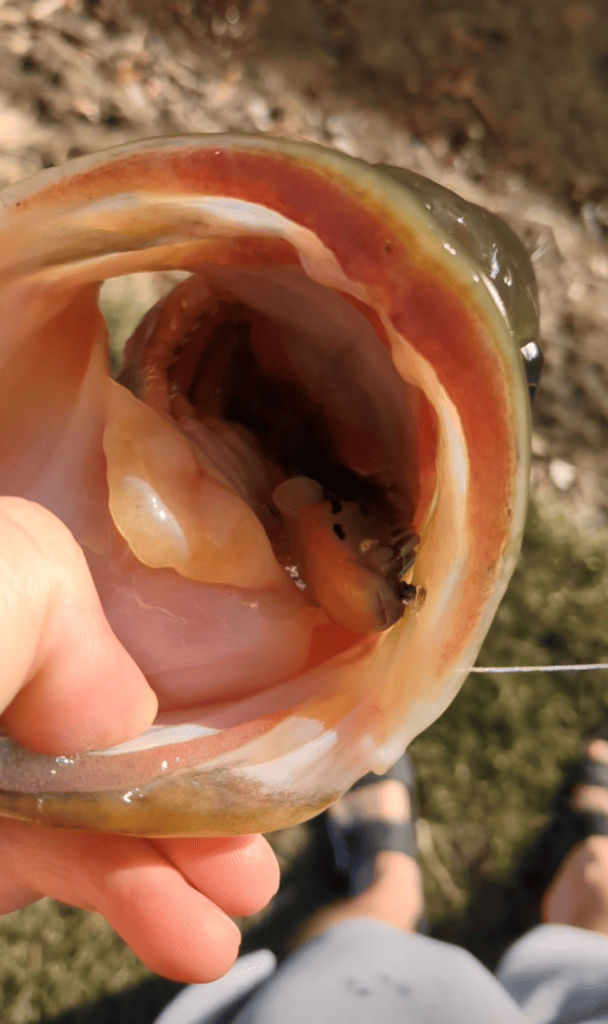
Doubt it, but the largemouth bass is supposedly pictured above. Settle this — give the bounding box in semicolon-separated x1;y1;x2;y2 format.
0;135;535;836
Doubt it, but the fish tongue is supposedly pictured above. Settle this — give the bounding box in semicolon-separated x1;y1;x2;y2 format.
102;377;287;591
86;538;317;709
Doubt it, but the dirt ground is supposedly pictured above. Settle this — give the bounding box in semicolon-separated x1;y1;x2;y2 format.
130;0;608;208
1;0;608;531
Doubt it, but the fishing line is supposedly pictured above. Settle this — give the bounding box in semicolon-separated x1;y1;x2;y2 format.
471;663;608;674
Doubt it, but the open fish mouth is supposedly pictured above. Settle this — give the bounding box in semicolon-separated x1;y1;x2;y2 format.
0;135;535;836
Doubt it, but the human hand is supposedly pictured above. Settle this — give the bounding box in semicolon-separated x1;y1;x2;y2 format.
0;497;280;982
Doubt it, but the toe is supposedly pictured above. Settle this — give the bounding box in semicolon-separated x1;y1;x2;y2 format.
587;738;608;764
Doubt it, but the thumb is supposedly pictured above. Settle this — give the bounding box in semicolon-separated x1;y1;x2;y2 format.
0;497;157;755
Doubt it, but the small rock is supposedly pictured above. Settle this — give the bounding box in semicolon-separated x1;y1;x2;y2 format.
0;106;40;146
30;0;67;20
246;95;271;131
211;15;227;36
0;153;32;184
72;97;100;121
0;5;27;24
561;3;596;33
549;458;577;491
531;433;549;456
589;253;608;280
567;279;587;302
6;32;32;55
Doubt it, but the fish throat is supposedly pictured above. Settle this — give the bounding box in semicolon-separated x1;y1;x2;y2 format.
106;267;423;667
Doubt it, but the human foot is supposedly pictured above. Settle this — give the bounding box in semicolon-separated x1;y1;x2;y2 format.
325;755;418;895
292;755;425;946
542;739;608;934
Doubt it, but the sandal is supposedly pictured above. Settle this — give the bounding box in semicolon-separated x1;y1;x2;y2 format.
314;752;419;898
240;753;423;959
510;739;608;927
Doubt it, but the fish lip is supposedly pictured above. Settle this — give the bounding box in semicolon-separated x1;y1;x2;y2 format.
0;135;533;835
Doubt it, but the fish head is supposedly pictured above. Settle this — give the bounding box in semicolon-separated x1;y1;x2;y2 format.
0;136;534;835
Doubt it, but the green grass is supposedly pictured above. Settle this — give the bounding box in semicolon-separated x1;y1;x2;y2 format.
414;501;608;882
410;502;608;963
0;901;150;1024
1;501;607;1021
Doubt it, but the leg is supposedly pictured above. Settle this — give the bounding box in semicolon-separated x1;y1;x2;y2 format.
229;922;530;1024
153;951;277;1024
157;755;529;1024
497;739;608;1024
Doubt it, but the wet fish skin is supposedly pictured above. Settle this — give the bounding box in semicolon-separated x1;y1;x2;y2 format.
0;136;533;836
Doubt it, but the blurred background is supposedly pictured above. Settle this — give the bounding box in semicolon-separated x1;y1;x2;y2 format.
0;1;607;1020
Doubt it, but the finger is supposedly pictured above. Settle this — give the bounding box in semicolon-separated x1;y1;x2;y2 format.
0;818;242;982
0;497;158;754
154;834;281;918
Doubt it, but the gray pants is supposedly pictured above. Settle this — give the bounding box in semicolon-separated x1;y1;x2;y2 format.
154;921;608;1024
